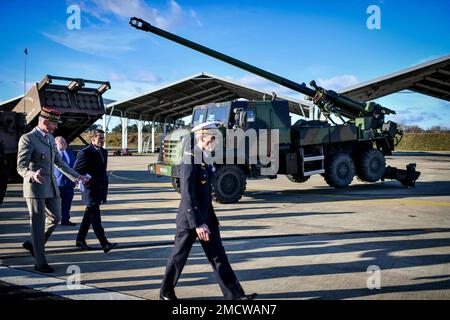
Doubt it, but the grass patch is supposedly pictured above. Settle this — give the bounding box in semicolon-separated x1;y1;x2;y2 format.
396;133;450;151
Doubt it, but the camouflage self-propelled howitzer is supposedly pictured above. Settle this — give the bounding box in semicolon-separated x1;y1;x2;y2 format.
130;17;420;204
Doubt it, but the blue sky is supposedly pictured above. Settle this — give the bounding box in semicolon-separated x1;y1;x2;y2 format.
0;0;449;129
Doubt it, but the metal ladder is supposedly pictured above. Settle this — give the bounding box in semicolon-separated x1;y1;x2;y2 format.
143;136;151;153
300;146;325;176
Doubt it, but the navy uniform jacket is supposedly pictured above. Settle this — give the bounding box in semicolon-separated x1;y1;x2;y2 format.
74;144;108;206
177;150;219;230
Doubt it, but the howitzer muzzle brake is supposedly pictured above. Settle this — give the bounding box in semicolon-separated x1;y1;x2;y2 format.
130;17;152;31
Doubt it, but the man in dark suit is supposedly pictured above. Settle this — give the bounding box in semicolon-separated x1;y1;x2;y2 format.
54;136;76;226
160;122;256;300
74;128;116;253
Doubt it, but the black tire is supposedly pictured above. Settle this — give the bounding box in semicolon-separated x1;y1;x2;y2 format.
286;175;310;183
212;165;246;203
171;177;180;193
324;153;355;188
358;149;386;182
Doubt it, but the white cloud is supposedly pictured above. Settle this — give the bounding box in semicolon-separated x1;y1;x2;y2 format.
74;0;186;30
317;75;359;91
189;9;203;27
43;26;143;57
225;74;304;99
226;73;360;97
48;1;199;56
104;71;163;101
390;110;442;125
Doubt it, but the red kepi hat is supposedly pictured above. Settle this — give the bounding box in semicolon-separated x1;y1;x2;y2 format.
40;106;62;123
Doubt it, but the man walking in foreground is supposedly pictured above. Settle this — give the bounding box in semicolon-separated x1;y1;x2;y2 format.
74;128;116;253
17;107;89;273
160;121;257;300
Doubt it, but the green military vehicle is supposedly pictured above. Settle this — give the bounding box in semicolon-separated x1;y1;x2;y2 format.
0;111;27;204
131;17;420;204
0;75;110;204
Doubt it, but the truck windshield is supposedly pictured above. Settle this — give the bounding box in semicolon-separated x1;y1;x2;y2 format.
192;109;205;126
205;106;229;123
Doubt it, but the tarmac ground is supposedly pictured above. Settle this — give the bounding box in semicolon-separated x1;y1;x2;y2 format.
1;151;449;300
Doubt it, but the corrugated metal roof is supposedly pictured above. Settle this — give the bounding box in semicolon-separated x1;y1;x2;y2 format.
105;72;312;121
341;55;450;102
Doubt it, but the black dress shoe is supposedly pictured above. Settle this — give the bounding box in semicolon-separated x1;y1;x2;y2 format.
76;241;93;251
23;240;34;257
234;293;258;300
102;242;117;253
34;264;55;273
160;291;178;300
61;221;76;226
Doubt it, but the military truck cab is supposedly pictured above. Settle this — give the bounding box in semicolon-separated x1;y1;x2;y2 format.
149;99;295;203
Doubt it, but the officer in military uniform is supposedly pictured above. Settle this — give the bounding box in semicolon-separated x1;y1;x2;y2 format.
17;107;89;273
160;121;256;300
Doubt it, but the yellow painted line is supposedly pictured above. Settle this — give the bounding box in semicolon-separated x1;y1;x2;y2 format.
109;171;148;182
319;199;450;207
108;170;171;185
246;189;450;207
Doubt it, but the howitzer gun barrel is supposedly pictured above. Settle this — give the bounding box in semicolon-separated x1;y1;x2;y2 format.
129;17;316;97
130;17;393;121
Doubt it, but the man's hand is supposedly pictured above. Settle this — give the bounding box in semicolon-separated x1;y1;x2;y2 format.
32;169;45;184
78;175;90;184
196;224;211;242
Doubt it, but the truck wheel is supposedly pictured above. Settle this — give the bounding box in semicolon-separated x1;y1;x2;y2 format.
324;153;355;188
286;175;310;183
212;165;246;203
171;177;180;193
358;149;386;182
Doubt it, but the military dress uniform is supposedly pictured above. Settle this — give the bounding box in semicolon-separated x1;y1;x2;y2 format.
161;122;249;300
17;108;80;269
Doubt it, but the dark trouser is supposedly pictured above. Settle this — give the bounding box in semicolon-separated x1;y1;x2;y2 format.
59;188;74;224
0;181;5;204
161;226;244;300
0;166;6;205
76;205;108;247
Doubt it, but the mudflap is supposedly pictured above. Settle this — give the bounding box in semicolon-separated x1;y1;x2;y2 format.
382;163;421;188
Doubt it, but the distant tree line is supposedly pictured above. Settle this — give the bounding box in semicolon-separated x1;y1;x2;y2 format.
110;122;183;134
111;124;156;133
402;125;450;133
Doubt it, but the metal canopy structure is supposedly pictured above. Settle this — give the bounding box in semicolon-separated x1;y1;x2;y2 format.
342;55;450;102
105;72;312;122
0;95;23;111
